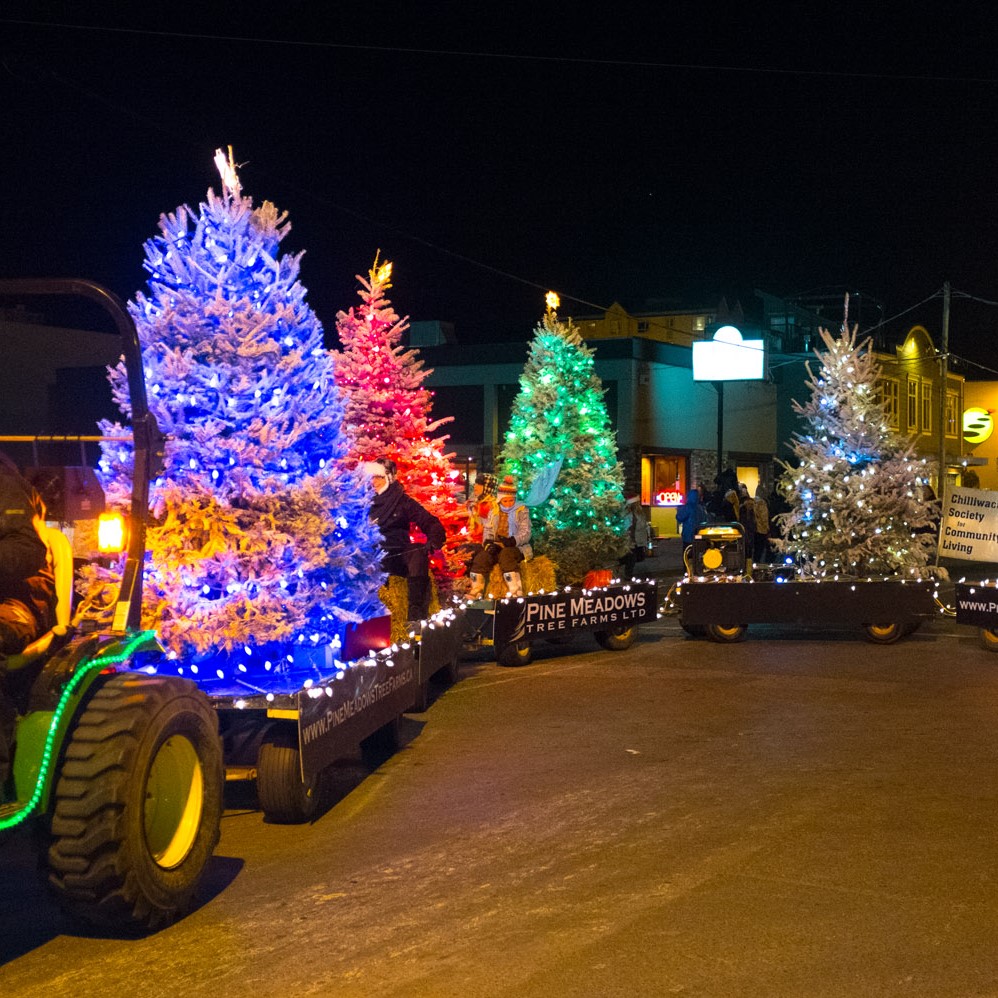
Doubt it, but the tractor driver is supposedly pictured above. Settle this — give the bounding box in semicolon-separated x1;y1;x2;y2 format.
0;467;57;792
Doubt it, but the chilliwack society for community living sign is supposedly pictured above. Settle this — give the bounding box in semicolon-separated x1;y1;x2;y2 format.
940;488;998;562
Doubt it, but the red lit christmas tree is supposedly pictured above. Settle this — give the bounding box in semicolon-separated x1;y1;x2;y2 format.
332;259;466;584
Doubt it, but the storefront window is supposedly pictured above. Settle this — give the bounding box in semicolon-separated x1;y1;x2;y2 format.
641;454;688;507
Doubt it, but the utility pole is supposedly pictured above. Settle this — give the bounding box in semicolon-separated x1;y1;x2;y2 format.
714;381;724;483
937;281;950;497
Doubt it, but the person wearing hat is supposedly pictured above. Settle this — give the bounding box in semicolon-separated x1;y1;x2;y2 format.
468;474;532;598
460;472;498;584
465;472;498;548
364;457;446;624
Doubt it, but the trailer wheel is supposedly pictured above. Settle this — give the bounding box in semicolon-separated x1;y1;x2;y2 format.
706;623;747;643
979;627;998;652
594;624;637;651
497;640;533;667
680;623;707;638
864;622;904;644
47;673;223;933
411;682;431;713
257;729;317;824
361;716;402;766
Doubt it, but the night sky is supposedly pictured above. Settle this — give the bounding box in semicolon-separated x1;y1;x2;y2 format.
3;6;998;373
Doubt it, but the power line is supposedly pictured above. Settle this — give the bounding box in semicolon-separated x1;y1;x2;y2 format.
4;17;998;85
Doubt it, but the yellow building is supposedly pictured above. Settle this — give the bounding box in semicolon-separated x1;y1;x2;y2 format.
875;325;967;490
567;300;716;348
959;381;998;490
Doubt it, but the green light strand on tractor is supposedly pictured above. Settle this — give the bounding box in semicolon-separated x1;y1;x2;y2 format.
0;631;156;831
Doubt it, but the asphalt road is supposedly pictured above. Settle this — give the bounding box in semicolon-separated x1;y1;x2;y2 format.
3;611;998;997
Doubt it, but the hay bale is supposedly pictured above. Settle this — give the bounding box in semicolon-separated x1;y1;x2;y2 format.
378;575;443;644
484;555;557;598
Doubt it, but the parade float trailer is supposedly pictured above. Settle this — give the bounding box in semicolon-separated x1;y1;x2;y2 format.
674;523;943;643
463;576;658;666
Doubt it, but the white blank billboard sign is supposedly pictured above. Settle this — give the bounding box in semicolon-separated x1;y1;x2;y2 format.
692;325;764;381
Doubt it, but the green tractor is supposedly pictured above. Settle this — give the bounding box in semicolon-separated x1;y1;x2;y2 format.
0;279;223;932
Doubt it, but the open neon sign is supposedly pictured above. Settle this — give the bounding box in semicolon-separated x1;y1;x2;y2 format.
654;490;684;506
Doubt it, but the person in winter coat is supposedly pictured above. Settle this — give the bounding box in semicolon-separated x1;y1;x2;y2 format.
365;457;446;624
0;468;57;792
468;474;532;597
722;489;739;523
675;488;706;547
620;494;651;578
737;483;756;563
752;489;771;563
463;472;498;554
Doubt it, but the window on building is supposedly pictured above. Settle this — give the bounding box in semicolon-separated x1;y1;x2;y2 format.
878;378;900;429
693;316;706;332
907;380;918;431
637;321;649;333
921;383;932;434
946;392;959;437
640;454;688;507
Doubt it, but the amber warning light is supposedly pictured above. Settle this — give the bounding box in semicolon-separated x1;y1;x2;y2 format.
97;512;127;553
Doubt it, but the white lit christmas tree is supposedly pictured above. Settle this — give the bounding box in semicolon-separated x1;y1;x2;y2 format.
333;258;465;583
500;295;628;584
85;149;385;666
774;304;937;577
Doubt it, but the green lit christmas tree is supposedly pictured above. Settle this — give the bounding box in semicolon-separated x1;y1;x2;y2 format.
774;307;937;578
500;296;628;584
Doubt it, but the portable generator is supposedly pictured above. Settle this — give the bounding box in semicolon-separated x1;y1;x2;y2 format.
692;522;746;576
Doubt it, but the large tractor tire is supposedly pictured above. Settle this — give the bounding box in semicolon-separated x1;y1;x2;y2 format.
46;672;223;933
257;728;318;824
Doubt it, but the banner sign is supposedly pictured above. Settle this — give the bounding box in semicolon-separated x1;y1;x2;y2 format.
954;582;998;628
939;487;998;562
297;649;416;782
493;581;657;649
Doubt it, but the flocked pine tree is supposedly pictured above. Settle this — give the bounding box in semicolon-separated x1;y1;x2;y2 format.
82;149;384;667
774;306;938;577
332;258;465;583
500;295;628;584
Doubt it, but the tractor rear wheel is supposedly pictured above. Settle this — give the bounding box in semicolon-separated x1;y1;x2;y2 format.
47;673;223;932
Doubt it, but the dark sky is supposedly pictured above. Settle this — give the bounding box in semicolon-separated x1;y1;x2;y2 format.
3;5;998;373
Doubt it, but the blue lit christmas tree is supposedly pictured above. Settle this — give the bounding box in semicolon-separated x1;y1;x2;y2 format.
85;149;384;667
775;306;937;577
500;295;628;584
